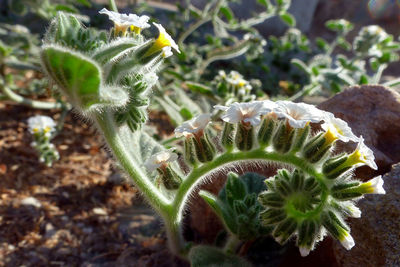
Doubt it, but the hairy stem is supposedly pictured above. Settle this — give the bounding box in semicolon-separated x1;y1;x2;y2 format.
224;234;241;254
95;111;170;215
109;0;118;12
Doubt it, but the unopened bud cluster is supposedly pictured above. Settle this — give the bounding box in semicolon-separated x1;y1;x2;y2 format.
41;10;180;131
27;115;59;166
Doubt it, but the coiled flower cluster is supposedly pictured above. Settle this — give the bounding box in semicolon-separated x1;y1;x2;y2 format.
145;99;385;257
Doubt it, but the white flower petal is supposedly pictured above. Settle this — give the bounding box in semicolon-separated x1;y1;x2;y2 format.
340;234;355;250
299;247;311;257
367;175;386;194
143;149;178;172
216;101;275;126
321;112;358;142
27;115;56;134
153;23;180;53
175;114;211;137
356;136;378;170
99;8;150;28
274;101;325;128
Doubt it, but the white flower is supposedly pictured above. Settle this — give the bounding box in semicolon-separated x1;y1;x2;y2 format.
274;101;325;128
175;114;211;138
127;13;150;29
162;46;173;58
299;246;311;257
343;202;362;218
143;149;178;172
214;101;276;126
340;233;355;250
364;175;386;194
321;112;358;143
226;71;249;88
349;136;378;170
27;115;56;137
99;8;150;29
153;23;180;53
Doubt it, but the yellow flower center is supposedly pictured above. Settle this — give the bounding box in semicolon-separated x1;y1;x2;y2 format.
130;25;141;34
144;32;173;57
33;128;39;133
324;127;338;144
347;149;365;166
114;24;129;36
44;126;51;133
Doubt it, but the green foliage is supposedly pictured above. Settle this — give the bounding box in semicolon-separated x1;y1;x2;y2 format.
200;172;271;241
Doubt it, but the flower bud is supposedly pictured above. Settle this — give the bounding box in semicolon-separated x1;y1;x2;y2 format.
235;122;254;151
297;220;318;256
273;217;298;244
193;133;215;163
257;117;276;148
322;154;350;179
157;165;182;190
303;133;332;163
184;136;197;166
221;122;235;151
291;124;310;153
260;209;287;225
272;122;295;153
258;192;285;208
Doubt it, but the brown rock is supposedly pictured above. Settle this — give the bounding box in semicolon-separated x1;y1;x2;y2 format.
318;85;400;179
332;163;400;266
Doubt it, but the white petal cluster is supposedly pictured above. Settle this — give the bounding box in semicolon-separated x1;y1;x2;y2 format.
215;101;276;126
27;115;56;137
175;114;211;138
340;233;355;250
99;8;150;28
354;136;378;170
144;149;178;172
274;101;325;128
365;175;386;194
321;113;358;142
153;23;180;53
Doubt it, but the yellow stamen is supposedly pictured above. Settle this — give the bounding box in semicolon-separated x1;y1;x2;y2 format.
114;24;129;37
44;126;51;133
324;127;338;144
346;149;365;167
33;128;39;133
130;25;141;35
144;32;172;57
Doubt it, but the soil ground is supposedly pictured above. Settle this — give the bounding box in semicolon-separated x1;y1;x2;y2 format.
0;103;186;266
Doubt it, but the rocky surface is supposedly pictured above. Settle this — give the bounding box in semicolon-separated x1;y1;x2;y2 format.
333;163;400;266
318;85;400;179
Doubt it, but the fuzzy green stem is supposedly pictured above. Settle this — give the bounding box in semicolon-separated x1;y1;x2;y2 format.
223;234;241;254
95;111;170;214
108;0;118;12
169;149;328;256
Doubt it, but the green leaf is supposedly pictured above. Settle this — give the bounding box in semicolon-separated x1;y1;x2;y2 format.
41;46;102;109
199;191;237;234
189;245;252;267
154;96;183;126
280;13;296;27
121;128;165;181
291;59;311;76
74;0;91;7
257;0;271;8
185;82;214;97
316;37;328;51
219;6;234;22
